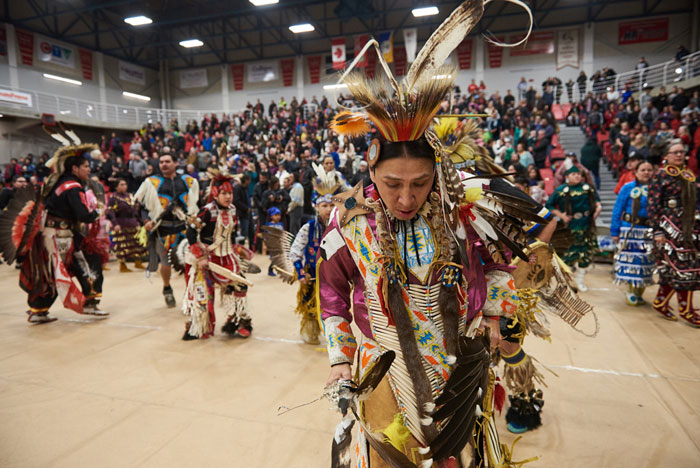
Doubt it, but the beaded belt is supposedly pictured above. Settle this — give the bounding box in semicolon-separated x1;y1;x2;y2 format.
622;212;649;225
572;211;590;220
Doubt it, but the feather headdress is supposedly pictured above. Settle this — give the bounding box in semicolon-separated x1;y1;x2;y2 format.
312;162;343;204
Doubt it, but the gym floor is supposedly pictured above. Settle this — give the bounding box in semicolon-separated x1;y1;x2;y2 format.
0;260;698;467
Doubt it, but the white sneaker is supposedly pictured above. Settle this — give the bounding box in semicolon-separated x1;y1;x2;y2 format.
575;267;588;292
84;304;110;318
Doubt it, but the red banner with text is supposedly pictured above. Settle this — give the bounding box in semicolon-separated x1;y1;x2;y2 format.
308;56;322;84
394;46;407;76
487;36;505;68
231;64;244;91
365;48;377;78
280;58;294;87
16;29;34;66
79;49;93;80
618;18;668;45
509;32;555;56
354;34;369;68
457;39;473;69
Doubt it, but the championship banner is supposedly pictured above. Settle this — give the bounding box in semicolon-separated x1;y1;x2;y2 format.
456;38;473;70
354;34;369;67
618;18;668;45
231;63;244;90
0;27;6;56
79;49;93;80
280;58;295;87
119;60;146;85
16;29;34;66
180;68;208;89
394;46;407;76
248;61;278;82
403;28;417;62
307;56;322;84
509;31;554;56
365;48;377;78
37;35;76;68
487;36;505;68
332;38;346;70
0;88;33;107
378;31;393;63
557;30;579;70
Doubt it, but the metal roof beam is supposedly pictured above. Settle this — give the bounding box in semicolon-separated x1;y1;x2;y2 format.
12;0;142;23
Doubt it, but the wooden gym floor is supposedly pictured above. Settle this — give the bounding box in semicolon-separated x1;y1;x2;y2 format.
0;260;698;467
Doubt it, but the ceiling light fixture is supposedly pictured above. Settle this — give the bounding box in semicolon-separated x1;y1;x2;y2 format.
250;0;279;5
43;73;82;85
323;84;348;90
289;23;315;33
124;16;153;26
179;39;204;48
122;91;152;102
412;6;439;17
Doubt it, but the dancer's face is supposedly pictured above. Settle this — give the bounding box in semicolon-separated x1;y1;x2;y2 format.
371;157;434;220
215;190;233;207
316;202;333;223
117;180;128;193
635;162;653;184
73;160;91;182
567;172;583;185
665;143;685;166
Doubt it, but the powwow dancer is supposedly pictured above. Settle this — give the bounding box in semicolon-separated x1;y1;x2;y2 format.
264;163;341;344
648;139;700;325
318;2;543;466
181;171;254;340
107;179;146;272
0;139;109;322
546;165;602;292
134;151;199;308
441;117;599;434
610;161;656;306
80;176;111;313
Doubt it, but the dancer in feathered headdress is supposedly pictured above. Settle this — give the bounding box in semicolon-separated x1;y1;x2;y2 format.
315;1;559;466
180;168;255;340
264;162;345;344
0;126;109;323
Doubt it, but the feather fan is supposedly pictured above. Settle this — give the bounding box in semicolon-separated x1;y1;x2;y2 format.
0;187;43;264
261;226;297;284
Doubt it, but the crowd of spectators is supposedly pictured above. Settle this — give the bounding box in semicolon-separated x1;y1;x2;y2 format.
2;46;698;249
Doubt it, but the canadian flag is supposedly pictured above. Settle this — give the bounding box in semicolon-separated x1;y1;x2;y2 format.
332;38;346;70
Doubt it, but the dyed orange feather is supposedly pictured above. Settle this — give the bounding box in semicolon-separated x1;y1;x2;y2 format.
330;111;371;137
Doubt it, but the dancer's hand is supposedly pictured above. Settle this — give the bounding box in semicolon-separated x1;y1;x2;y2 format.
113;225;122;232
654;235;666;244
144;220;154;231
612;236;619;243
196;257;208;269
479;316;502;349
299;275;310;285
326;363;352;386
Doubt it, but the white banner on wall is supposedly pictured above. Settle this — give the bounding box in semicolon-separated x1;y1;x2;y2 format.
557;29;579;70
248;61;279;83
180;68;208;89
36;35;75;68
0;88;33;107
119;61;146;85
403;28;417;63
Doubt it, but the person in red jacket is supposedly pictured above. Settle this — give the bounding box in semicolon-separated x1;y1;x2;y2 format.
614;156;641;194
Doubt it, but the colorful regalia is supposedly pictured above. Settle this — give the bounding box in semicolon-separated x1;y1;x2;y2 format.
134;169;199;307
610;180;655;305
0;136;109;322
648;164;700;325
180;172;254;340
106;191;146;269
317;2;547;466
545;167;600;291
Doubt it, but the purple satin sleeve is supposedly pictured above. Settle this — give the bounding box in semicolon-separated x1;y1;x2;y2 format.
318;218;374;340
463;225;513;320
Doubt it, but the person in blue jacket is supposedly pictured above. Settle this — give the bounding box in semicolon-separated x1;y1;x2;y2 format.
610;160;655;305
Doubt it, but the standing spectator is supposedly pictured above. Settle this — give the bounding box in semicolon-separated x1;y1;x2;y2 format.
636;56;649;86
517;77;527;101
565;79;575;103
675;45;690;62
233;174;253;248
531;129;549;169
286;172;305;235
576;71;587;100
128;152;149;192
0;175;28;210
4;158;22;184
639;101;659;130
580;138;603;188
351;160;372;188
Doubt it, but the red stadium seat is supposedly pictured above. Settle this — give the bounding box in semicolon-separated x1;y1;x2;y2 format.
539;168;555;195
552;104;565;121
